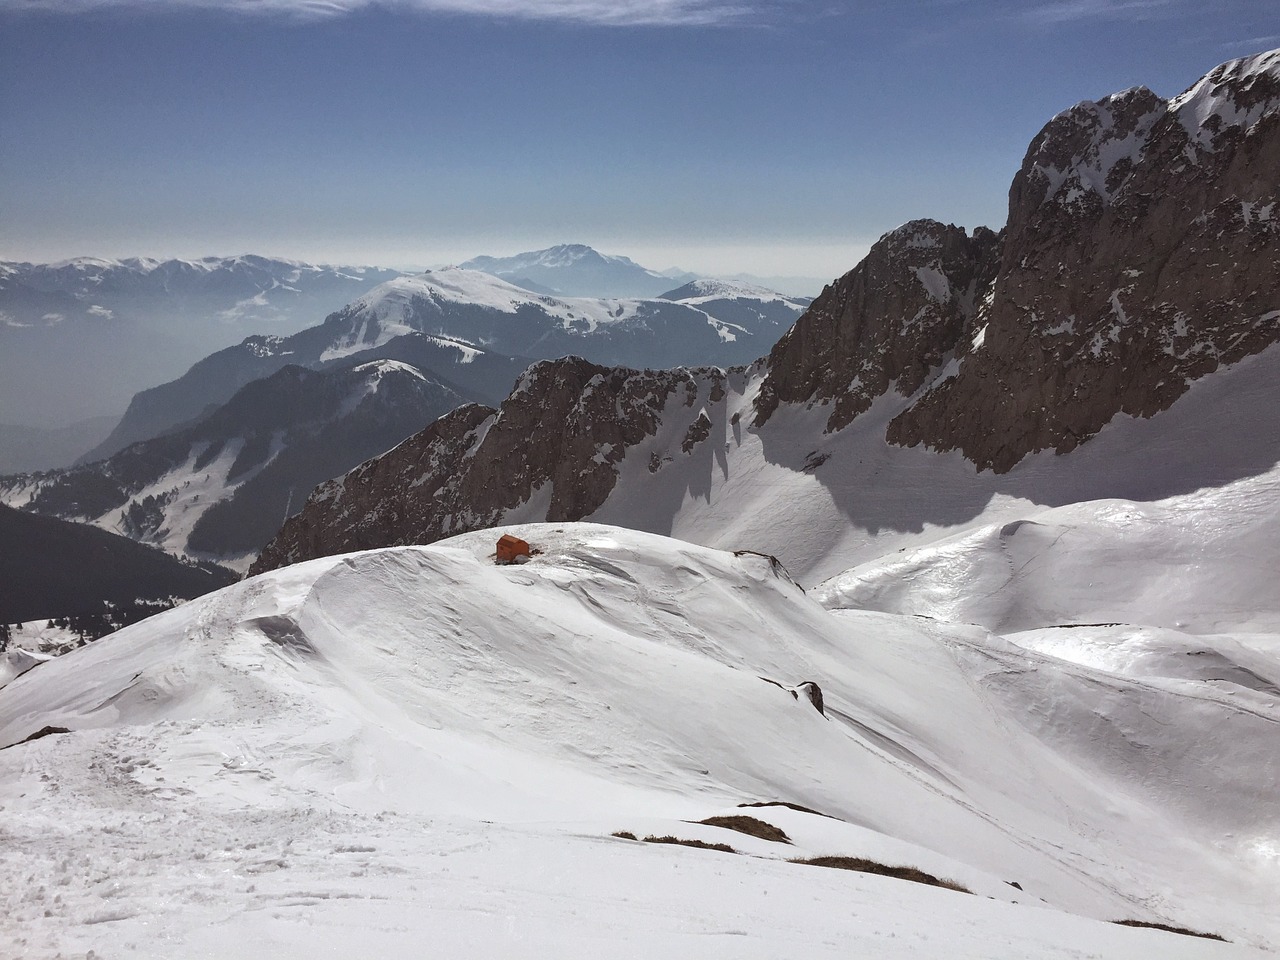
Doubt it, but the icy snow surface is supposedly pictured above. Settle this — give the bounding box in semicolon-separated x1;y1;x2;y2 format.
1;523;1276;958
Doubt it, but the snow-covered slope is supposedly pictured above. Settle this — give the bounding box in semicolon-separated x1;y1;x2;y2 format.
814;480;1280;636
659;276;808;304
317;267;785;368
2;524;1274;957
657;277;812;344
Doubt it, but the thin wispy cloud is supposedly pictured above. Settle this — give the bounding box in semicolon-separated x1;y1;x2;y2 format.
1225;34;1280;50
0;0;764;25
1019;0;1177;24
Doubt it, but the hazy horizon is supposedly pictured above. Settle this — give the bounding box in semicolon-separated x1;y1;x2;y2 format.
3;0;1276;280
0;238;866;290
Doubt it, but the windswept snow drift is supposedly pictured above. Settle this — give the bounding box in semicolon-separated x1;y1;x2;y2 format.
1;524;1275;958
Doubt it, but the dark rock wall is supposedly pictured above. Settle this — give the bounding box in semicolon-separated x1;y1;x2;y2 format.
888;57;1280;471
755;220;1001;433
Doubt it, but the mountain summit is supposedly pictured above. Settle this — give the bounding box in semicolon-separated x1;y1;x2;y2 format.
459;243;685;298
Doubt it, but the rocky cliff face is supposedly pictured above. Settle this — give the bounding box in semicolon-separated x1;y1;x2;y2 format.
251;359;724;574
754;220;1000;432
887;51;1280;470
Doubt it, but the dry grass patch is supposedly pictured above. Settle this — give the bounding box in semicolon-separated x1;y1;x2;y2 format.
792;856;971;894
611;831;637;841
1112;920;1227;942
643;835;736;854
697;815;791;844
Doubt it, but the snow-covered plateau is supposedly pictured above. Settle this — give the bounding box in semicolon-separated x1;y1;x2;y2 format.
1;522;1275;958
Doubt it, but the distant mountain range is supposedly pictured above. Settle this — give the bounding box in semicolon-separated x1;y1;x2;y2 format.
84;268;806;462
0;255;405;432
0;245;808;474
2;264;808;567
457;243;828;300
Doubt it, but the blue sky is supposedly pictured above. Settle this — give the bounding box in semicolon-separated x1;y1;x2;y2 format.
1;0;1276;279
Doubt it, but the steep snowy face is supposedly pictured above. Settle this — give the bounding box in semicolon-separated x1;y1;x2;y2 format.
1169;48;1280;150
1013;86;1168;212
755;219;1001;432
5;524;1279;955
889;49;1280;471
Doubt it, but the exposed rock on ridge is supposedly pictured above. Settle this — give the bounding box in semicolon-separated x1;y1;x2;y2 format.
251;359;728;574
887;50;1280;471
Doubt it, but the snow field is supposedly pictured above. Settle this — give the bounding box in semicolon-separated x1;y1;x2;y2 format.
1;524;1275;957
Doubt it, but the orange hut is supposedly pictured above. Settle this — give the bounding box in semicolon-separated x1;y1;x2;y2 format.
496;534;531;564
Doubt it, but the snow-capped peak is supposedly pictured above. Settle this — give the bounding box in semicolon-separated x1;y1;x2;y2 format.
456;244;681;298
531;243;610;268
1027;86;1166;206
1170;47;1280;149
466;243;653;273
